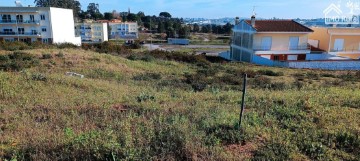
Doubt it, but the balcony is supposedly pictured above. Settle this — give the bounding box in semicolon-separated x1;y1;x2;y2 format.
0;31;41;37
0;20;40;25
330;48;360;52
253;45;310;51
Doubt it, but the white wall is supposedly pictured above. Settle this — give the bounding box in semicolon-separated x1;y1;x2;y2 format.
49;8;81;45
102;23;108;41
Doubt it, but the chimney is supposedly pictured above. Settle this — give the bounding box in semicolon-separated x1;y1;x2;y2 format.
251;15;256;27
235;17;240;25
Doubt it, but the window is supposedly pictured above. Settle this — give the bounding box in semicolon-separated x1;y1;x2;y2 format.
42;38;48;43
18;28;24;34
30;15;35;22
40;15;45;20
4;38;14;42
289;37;299;50
16;15;23;23
2;15;11;22
261;37;272;50
42;28;47;32
31;30;37;35
273;55;280;61
334;39;344;51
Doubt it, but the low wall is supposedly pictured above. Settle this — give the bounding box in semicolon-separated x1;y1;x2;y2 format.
306;53;332;60
288;61;360;70
252;55;288;67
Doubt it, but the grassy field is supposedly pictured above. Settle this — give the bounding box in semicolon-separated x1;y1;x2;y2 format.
0;46;359;160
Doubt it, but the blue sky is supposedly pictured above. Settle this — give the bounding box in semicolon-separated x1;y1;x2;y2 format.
2;0;356;19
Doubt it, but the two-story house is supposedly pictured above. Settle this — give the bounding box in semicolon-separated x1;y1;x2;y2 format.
0;6;81;45
231;16;313;62
75;20;108;43
309;27;360;59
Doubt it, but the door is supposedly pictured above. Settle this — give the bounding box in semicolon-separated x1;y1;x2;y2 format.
334;39;344;51
289;36;299;50
261;37;272;50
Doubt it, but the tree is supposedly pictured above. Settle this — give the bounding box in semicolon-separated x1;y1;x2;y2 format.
178;26;190;38
193;23;200;32
157;21;165;33
127;13;139;22
104;12;113;20
137;12;145;18
34;0;82;17
159;12;171;18
86;3;103;20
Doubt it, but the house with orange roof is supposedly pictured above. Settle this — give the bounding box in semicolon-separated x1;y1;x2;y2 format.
230;16;313;62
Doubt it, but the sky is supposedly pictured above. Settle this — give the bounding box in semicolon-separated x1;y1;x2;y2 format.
2;0;359;19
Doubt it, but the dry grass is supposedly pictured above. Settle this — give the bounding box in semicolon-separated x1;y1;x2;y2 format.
0;47;359;160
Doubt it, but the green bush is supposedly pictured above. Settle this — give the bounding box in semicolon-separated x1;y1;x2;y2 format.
32;73;47;82
252;140;298;161
136;92;156;102
0;41;31;51
133;72;162;81
140;54;155;62
258;69;284;76
55;52;65;58
56;43;78;49
0;52;39;71
41;53;53;59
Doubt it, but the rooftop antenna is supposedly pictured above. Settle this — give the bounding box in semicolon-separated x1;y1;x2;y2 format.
15;1;23;7
252;6;257;17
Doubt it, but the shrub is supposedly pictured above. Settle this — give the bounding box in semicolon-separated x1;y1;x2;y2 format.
140;54;155;62
251;76;271;88
0;41;31;51
205;125;244;145
0;52;39;71
126;54;140;61
136;92;156;102
252;140;297;161
41;53;53;59
320;73;336;78
88;68;122;81
306;72;320;80
133;72;162;81
191;83;207;92
55;52;65;58
32;73;47;82
56;43;78;49
258;69;284;76
147;50;211;65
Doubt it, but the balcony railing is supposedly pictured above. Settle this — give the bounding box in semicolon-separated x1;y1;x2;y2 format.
0;20;40;24
331;48;360;52
0;31;41;36
253;45;310;51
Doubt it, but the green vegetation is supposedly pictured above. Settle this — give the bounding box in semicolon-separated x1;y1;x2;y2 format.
0;45;359;160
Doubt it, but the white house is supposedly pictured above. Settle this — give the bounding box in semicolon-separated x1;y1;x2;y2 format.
0;6;81;45
108;21;138;40
75;20;108;43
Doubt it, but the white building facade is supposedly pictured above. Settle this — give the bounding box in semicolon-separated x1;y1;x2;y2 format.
109;22;138;39
0;6;81;45
75;22;108;43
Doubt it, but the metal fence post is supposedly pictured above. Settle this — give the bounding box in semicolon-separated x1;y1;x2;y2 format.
239;74;247;131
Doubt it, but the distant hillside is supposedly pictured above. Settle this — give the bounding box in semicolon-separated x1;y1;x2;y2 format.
0;46;359;160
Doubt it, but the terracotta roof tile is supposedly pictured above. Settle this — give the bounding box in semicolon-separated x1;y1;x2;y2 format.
245;20;313;32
